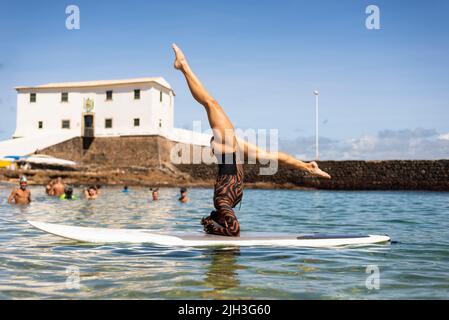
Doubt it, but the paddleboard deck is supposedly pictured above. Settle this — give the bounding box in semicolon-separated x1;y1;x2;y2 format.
28;220;391;248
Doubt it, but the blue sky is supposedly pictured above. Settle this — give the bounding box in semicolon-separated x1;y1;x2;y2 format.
1;0;448;159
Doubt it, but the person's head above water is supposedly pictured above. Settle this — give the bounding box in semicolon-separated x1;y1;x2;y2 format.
87;186;96;196
179;187;188;202
151;187;159;200
65;186;74;199
19;176;28;190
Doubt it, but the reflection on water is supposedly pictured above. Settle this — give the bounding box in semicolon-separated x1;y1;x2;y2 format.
0;184;448;299
204;249;242;291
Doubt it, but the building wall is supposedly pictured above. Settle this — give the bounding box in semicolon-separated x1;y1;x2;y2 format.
14;83;174;138
148;85;174;137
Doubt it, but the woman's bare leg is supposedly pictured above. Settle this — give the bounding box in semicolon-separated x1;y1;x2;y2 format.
172;44;236;153
172;43;330;179
236;137;331;179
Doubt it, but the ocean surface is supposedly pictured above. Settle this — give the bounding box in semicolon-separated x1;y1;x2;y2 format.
0;184;448;299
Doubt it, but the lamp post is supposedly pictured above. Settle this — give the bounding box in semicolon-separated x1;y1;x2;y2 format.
313;90;319;160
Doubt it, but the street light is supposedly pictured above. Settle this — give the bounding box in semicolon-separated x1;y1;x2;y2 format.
313;90;319;160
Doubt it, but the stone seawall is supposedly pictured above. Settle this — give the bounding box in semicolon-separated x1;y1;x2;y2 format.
176;160;449;191
15;136;447;191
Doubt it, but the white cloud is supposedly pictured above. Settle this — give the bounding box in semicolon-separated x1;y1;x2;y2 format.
347;135;377;152
279;128;449;160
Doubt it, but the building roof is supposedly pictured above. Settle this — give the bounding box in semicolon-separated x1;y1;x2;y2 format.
0;131;79;158
15;77;173;92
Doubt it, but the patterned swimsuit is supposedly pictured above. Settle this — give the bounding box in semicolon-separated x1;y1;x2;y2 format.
202;152;243;237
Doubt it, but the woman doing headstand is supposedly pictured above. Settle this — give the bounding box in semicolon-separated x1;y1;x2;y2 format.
172;44;330;237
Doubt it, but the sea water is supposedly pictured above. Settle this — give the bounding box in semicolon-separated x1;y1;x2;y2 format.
0;184;448;299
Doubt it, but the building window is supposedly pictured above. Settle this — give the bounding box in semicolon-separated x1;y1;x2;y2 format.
160;91;163;102
62;120;71;129
106;90;113;101
38;121;43;129
30;93;36;103
159;119;162;128
134;118;140;127
61;92;69;102
134;89;140;100
105;118;113;128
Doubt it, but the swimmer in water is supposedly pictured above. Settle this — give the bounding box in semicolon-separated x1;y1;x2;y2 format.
45;179;55;195
151;187;159;201
49;177;65;197
122;185;129;193
179;187;189;203
84;185;98;200
8;176;31;205
172;43;330;237
60;186;77;200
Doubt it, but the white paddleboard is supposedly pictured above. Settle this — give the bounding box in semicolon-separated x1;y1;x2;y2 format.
28;220;391;248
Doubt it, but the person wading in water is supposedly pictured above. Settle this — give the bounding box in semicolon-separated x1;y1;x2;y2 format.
8;176;31;205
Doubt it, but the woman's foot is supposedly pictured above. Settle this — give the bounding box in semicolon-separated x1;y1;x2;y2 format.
308;161;331;179
172;43;188;71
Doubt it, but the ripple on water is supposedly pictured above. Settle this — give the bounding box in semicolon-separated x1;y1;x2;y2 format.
0;185;448;299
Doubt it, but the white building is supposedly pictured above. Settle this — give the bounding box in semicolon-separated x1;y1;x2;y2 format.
0;77;211;159
14;77;175;138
